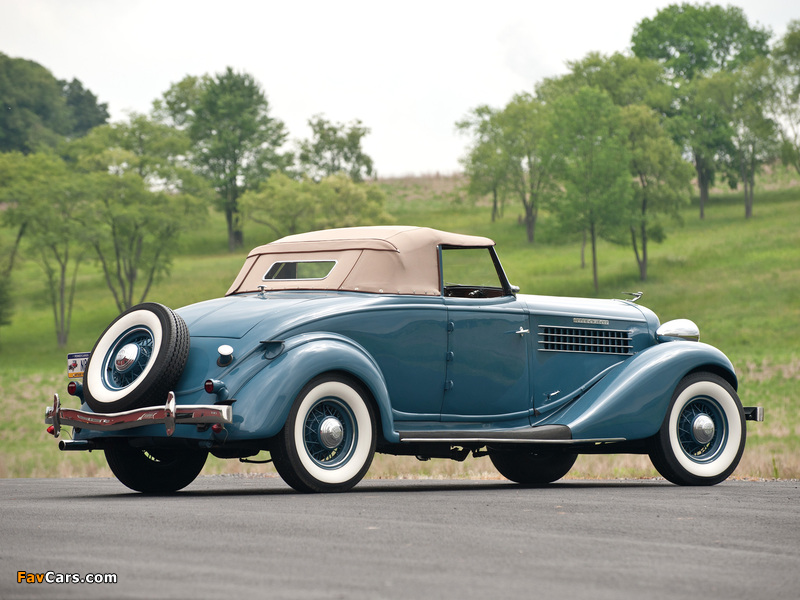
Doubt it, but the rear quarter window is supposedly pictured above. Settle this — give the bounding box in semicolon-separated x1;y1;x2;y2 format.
264;260;337;280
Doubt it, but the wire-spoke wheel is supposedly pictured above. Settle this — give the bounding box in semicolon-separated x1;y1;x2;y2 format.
84;303;189;413
649;372;745;486
272;374;376;493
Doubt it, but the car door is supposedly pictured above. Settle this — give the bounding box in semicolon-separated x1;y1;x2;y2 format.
439;247;532;426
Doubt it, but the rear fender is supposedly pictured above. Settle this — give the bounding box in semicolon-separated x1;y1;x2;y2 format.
548;341;737;441
231;332;396;442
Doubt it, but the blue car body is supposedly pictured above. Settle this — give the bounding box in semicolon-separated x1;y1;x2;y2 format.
47;226;760;492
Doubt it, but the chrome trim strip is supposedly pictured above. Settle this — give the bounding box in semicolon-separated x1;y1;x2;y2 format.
399;437;626;445
537;348;633;355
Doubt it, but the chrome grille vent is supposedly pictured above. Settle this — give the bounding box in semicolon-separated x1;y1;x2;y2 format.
538;325;632;355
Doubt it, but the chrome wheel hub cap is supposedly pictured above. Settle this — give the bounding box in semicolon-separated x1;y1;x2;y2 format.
114;343;140;372
692;414;716;445
318;416;344;449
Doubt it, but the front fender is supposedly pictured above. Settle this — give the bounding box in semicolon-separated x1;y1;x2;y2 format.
231;332;397;442
547;341;736;441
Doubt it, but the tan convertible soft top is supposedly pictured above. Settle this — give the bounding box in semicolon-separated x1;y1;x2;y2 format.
226;226;495;296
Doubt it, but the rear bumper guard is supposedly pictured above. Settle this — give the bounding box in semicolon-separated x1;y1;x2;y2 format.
743;406;765;422
45;392;233;438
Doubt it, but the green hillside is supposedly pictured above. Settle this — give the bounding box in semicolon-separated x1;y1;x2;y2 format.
1;170;798;480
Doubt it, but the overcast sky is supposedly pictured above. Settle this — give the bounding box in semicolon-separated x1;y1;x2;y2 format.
1;0;796;176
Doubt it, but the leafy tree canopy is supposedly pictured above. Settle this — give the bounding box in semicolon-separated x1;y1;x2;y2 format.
155;67;290;251
456;105;509;222
538;52;672;112
297;115;374;182
632;3;772;218
0;151;88;346
66;115;208;311
632;3;771;82
696;59;779;217
771;20;800;173
621;104;694;280
496;93;560;243
548;87;632;292
241;173;389;240
0;53;108;153
59;77;110;138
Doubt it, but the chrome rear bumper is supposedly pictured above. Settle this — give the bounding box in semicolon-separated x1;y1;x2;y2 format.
45;392;233;438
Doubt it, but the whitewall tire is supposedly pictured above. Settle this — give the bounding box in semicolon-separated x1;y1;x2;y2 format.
649;372;745;486
84;303;189;413
271;374;376;493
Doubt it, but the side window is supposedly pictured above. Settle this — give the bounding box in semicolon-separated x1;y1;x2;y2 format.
264;260;337;280
441;247;506;298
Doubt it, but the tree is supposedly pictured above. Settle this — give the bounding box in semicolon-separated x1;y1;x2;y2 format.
0;274;11;345
631;3;771;81
69;116;208;312
87;172;203;312
241;173;389;239
297;115;374;182
240;173;316;238
632;3;772;217
0;152;34;341
0;53;71;153
698;61;778;219
537;52;672;112
771;20;800;174
456;106;509;222
549;87;632;293
498;93;560;243
0;151;35;276
0;53;108;153
59;77;110;138
669;80;735;219
537;52;691;274
622;105;694;280
69;113;208;197
1;152;87;347
458;94;559;243
157;68;290;251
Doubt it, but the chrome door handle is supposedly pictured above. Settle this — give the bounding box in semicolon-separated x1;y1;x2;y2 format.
515;327;529;336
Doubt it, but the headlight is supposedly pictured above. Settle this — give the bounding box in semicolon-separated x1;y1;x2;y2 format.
656;319;700;342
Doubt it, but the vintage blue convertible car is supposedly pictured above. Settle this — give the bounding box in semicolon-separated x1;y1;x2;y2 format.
46;226;763;492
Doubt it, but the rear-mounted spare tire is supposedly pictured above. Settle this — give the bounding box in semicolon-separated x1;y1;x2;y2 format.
83;303;189;414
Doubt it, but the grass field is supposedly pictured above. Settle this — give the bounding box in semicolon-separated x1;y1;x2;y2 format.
1;167;798;481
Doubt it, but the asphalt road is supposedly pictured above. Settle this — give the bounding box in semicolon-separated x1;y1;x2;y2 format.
1;475;798;600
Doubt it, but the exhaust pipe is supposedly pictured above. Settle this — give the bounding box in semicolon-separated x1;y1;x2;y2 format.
58;440;96;452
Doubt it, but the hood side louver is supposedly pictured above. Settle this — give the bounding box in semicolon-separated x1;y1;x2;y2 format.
538;325;633;355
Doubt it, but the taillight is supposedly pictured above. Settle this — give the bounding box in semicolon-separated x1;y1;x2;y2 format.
204;379;229;402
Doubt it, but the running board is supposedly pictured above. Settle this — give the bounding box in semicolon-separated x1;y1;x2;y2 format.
401;425;589;445
398;426;626;445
